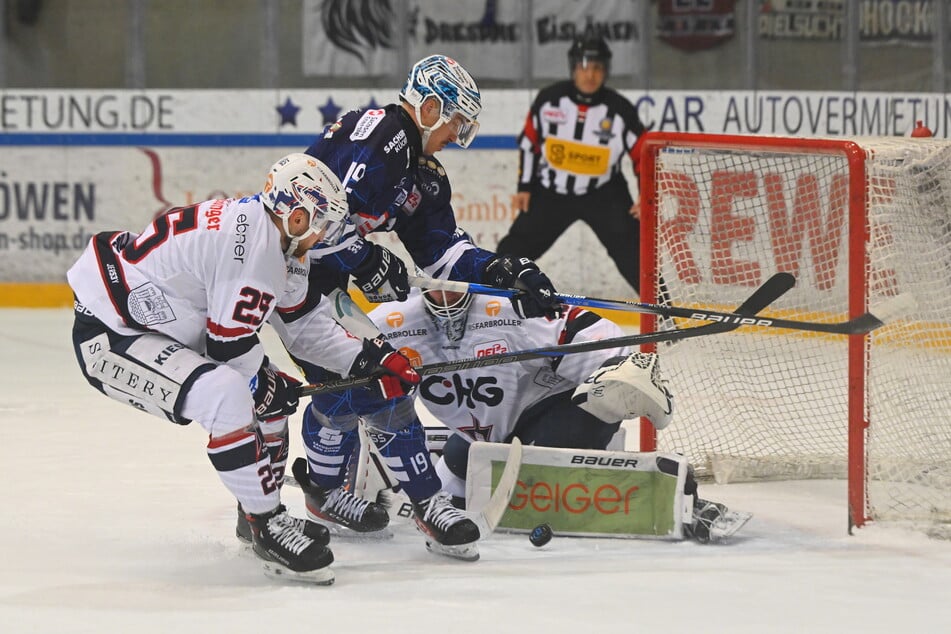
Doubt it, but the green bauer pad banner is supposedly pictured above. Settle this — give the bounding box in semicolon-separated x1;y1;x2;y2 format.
466;443;688;540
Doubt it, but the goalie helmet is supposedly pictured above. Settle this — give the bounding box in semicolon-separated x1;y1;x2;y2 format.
423;288;473;343
399;54;482;149
262;153;349;255
567;35;612;75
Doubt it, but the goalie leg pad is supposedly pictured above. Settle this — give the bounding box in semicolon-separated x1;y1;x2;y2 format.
571;352;674;430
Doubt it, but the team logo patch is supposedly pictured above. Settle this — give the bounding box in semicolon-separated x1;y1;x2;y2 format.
128;283;176;326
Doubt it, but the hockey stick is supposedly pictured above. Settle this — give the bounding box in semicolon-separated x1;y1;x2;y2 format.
408;274;902;336
297;272;794;398
473;438;523;535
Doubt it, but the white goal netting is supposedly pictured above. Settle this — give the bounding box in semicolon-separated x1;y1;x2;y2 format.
642;133;951;528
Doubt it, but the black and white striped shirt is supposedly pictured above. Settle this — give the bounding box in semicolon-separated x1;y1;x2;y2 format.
517;80;645;197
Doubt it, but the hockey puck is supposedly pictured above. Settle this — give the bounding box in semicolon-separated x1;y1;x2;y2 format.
529;523;553;547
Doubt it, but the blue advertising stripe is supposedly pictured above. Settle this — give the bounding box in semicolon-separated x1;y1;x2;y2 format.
0;133;518;149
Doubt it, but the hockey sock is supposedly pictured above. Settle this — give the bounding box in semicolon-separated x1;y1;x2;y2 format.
374;419;441;502
301;405;359;491
207;426;279;515
259;417;289;487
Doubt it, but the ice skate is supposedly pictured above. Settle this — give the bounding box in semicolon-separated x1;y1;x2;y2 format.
292;457;390;534
685;498;752;544
247;506;335;585
236;502;330;547
412;491;481;561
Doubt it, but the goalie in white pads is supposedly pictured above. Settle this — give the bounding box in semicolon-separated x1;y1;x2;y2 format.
66;154;355;584
364;287;744;543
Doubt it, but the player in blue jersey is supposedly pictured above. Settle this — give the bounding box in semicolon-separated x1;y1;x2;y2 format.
268;55;563;561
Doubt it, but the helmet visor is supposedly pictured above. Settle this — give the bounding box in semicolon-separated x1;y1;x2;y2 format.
447;113;480;149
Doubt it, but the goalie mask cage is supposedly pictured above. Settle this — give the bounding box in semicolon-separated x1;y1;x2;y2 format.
638;132;951;532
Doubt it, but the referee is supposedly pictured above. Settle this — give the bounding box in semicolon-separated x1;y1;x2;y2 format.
498;35;647;294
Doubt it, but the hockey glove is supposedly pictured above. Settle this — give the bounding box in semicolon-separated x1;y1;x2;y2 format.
571;352;674;429
352;243;410;303
484;255;561;319
251;358;302;422
350;336;421;400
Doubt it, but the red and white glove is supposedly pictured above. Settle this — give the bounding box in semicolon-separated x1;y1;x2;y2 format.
350;336;421;399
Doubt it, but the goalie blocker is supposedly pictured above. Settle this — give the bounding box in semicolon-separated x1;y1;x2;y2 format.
466;443;748;541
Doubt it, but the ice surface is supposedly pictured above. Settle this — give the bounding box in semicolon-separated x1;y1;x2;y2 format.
1;309;948;633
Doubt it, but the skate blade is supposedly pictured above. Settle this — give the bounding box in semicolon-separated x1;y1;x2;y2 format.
709;511;753;541
324;521;394;541
304;507;393;539
261;561;335;585
425;540;480;562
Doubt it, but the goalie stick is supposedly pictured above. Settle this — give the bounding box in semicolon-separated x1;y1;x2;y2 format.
297;272;794;398
408;274;906;336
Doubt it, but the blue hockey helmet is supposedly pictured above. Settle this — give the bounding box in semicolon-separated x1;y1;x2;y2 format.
399;54;482;149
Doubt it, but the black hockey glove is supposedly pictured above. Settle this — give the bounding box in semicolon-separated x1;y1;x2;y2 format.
251;358;302;422
484;255;561;319
352;243;410;303
350;336;421;400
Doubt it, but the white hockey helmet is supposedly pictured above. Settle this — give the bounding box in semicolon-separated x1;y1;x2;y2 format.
423;288;473;343
399;54;482;149
262;153;349;255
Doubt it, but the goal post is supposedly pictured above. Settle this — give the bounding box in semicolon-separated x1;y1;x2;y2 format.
637;131;951;532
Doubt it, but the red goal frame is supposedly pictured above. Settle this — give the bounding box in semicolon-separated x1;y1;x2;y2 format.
637;132;872;528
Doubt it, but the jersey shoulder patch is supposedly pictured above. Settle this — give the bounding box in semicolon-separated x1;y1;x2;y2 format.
350;109;387;141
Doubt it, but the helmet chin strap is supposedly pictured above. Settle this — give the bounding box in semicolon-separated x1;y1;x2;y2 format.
413;102;447;151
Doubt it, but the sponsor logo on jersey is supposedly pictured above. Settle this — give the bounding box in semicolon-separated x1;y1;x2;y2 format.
544;138;611;176
469;318;520;330
385;312;404;327
474;339;508;357
540;106;568;126
350;109;386;141
233;212;249;263
403;186;422;213
204;199;225;231
324;120;342;139
421;374;504;408
383;129;407;154
382;328;427;340
485;300;502;316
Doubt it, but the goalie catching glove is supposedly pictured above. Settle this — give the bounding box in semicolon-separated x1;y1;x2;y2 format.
571;352;674;430
250;358;302;422
350;336;421;400
353;243;410;303
484;255;561;319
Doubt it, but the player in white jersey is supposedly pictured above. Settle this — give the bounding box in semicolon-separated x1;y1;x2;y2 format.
367;288;670;499
67;153;354;584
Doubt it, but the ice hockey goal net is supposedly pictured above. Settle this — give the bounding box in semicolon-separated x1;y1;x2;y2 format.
638;132;951;532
